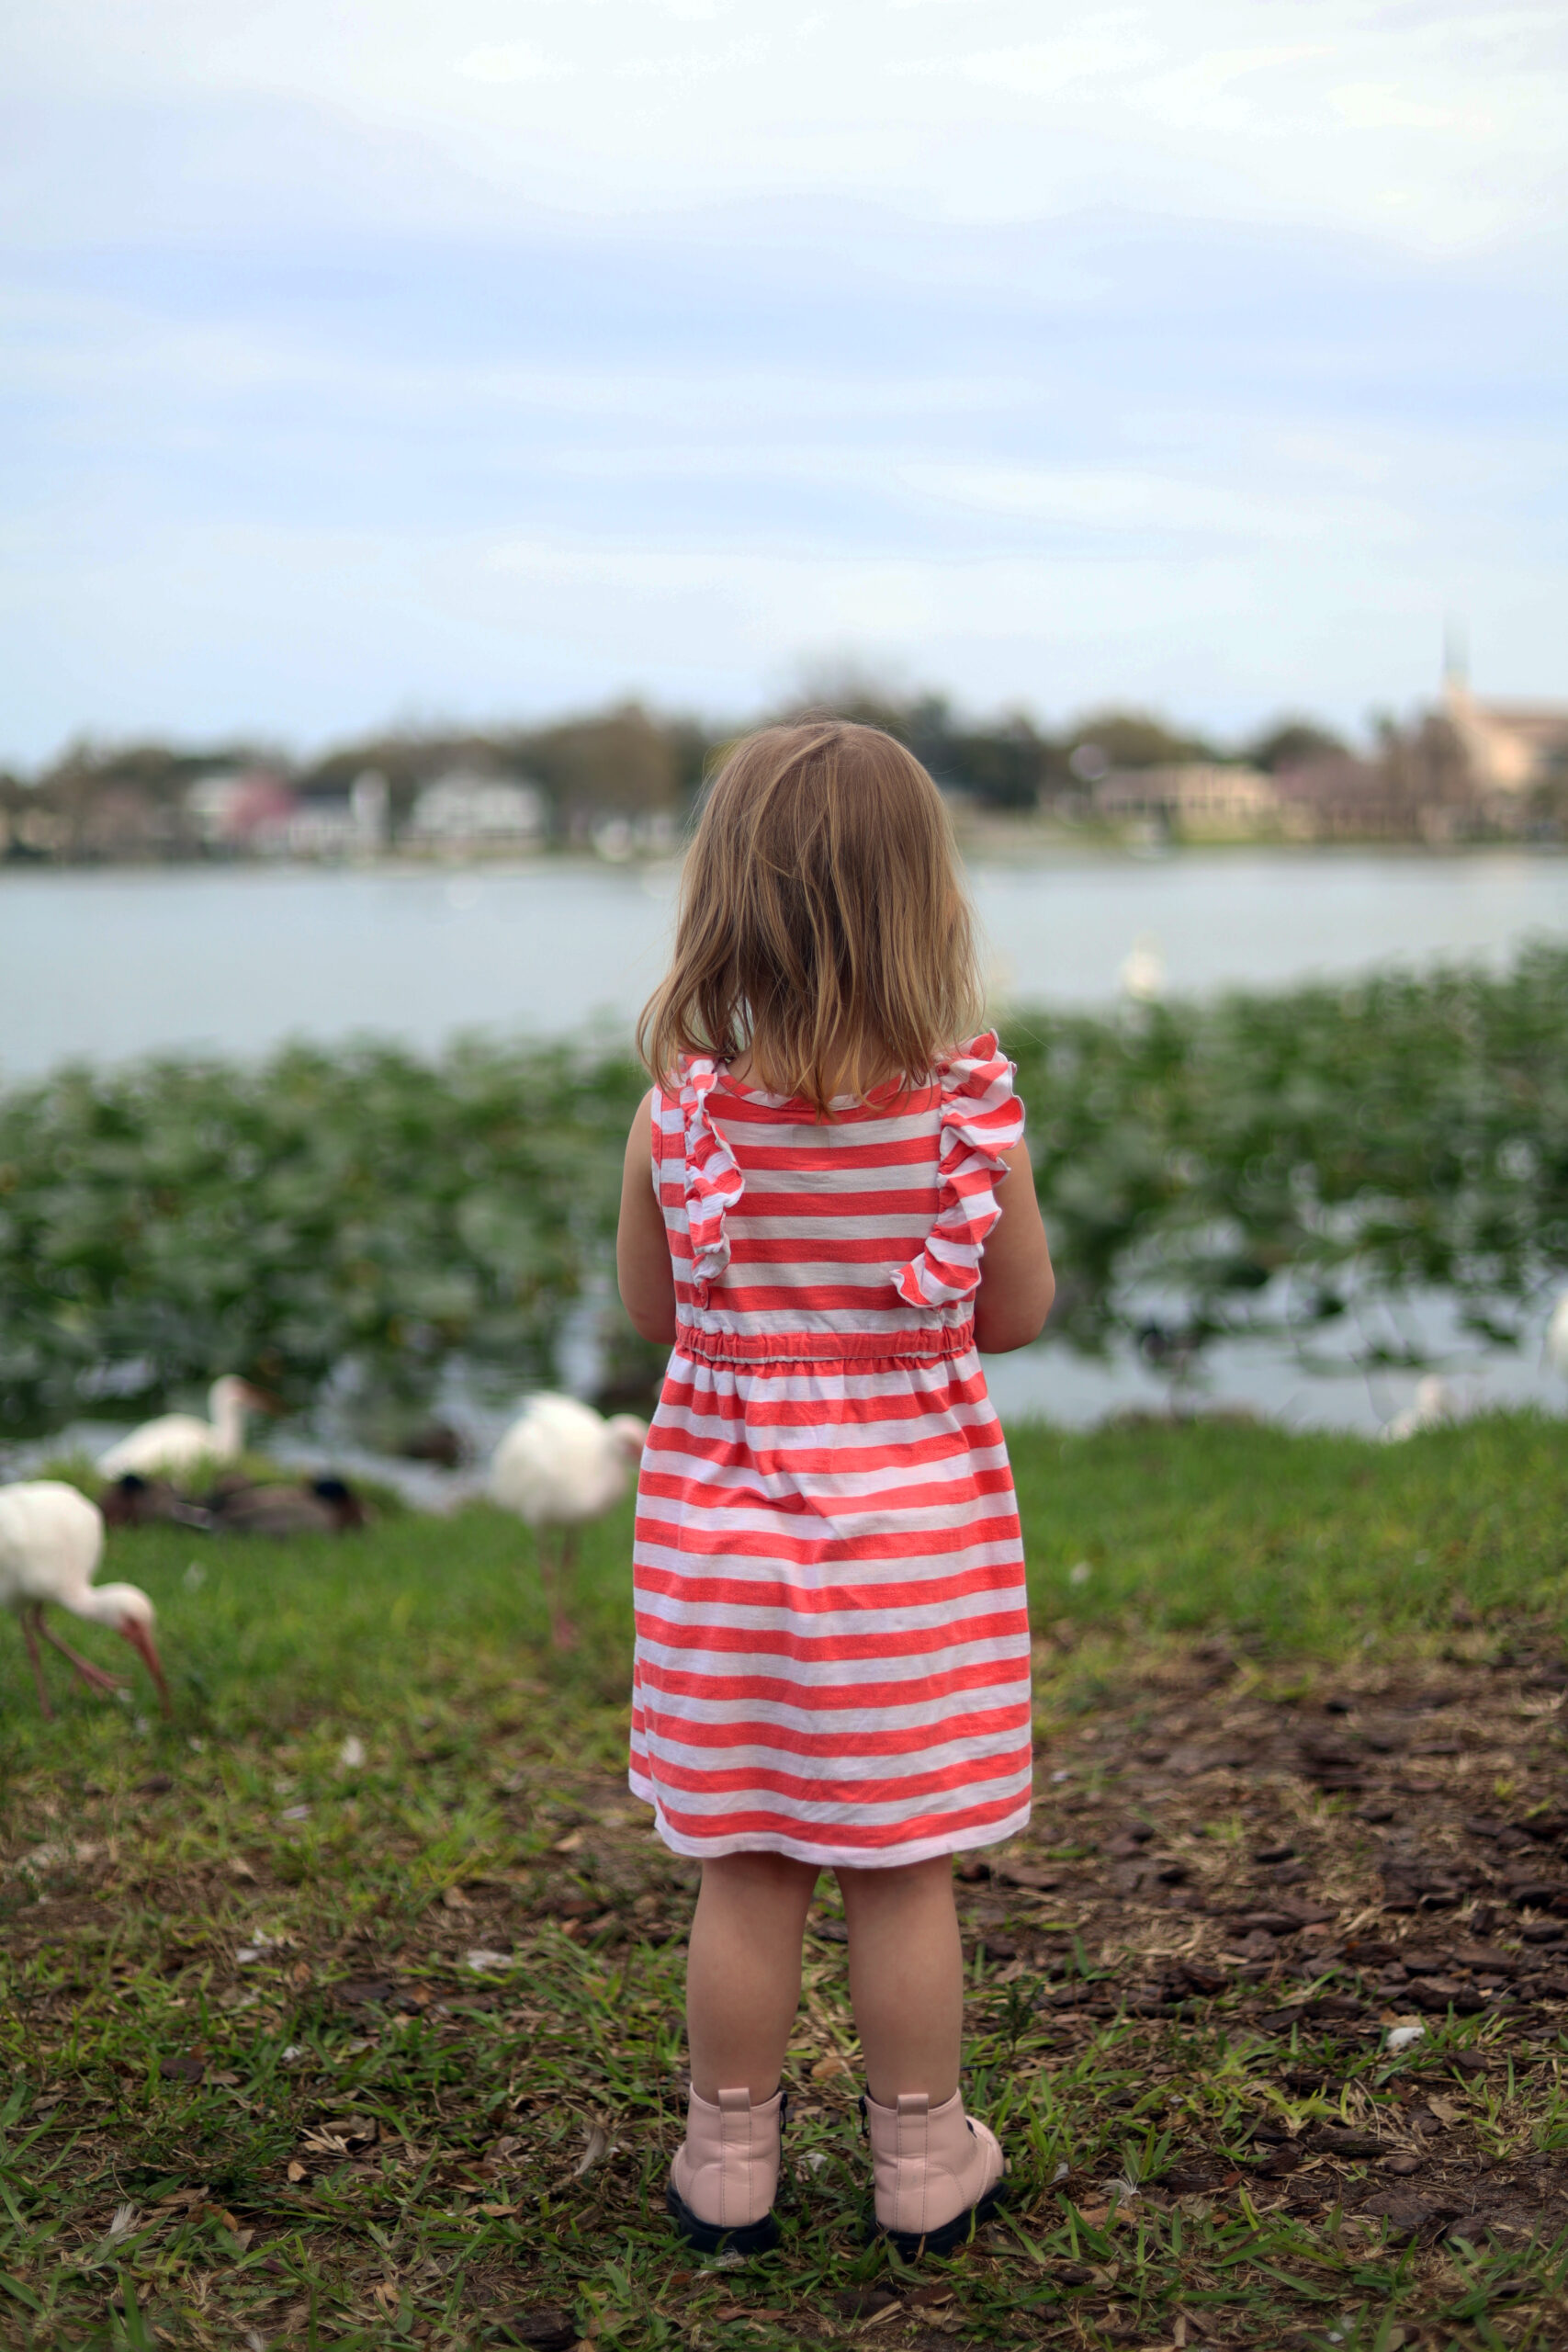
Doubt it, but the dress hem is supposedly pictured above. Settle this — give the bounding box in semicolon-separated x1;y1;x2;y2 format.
627;1770;1030;1869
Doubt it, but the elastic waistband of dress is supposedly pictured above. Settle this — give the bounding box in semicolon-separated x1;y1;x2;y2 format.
671;1319;975;1368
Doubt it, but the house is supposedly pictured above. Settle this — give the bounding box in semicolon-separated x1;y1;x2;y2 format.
1094;763;1281;837
591;809;679;861
1441;676;1568;796
1270;754;1405;840
184;768;297;852
280;771;389;859
405;772;547;853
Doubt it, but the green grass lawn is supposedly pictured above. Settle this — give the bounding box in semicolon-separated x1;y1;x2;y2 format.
3;1413;1566;2351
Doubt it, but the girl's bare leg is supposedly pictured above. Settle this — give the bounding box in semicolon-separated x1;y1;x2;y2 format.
837;1856;964;2106
685;1851;818;2101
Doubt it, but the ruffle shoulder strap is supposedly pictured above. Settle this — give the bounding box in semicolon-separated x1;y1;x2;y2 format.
894;1033;1024;1311
676;1056;745;1306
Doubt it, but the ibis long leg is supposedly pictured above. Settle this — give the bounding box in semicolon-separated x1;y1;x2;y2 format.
20;1606;55;1717
38;1612;125;1696
553;1527;581;1651
536;1527;560;1647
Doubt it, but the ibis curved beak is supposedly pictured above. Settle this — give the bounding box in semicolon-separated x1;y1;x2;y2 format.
120;1618;173;1717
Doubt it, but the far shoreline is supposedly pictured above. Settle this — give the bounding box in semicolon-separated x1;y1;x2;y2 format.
3;832;1566;882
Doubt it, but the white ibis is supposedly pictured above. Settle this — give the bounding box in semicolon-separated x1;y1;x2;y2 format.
1382;1374;1459;1442
0;1480;171;1718
1545;1290;1568;1382
96;1375;272;1480
1119;933;1166;1002
488;1395;648;1647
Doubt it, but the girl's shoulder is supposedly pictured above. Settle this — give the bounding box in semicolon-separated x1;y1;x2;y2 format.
654;1037;1021;1127
934;1031;1016;1097
649;1053;717;1113
932;1033;1024;1150
935;1029;1008;1078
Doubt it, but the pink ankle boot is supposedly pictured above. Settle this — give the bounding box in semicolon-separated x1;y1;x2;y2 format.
667;2085;786;2254
863;2088;1005;2256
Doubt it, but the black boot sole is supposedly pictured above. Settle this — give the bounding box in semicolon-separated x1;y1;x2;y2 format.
874;2178;1006;2259
665;2180;781;2256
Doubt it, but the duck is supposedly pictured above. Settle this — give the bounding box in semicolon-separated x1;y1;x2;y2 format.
398;1420;469;1469
98;1473;216;1532
204;1474;368;1538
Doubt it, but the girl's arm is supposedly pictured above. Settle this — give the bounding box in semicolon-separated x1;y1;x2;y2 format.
973;1142;1055;1353
617;1091;678;1344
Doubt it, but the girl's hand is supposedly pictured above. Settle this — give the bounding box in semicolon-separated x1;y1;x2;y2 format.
973;1143;1055;1352
617;1091;679;1343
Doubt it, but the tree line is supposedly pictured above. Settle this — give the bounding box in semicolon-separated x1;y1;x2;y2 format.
0;689;1349;849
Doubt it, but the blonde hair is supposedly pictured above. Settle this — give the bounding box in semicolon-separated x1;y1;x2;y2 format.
637;720;980;1114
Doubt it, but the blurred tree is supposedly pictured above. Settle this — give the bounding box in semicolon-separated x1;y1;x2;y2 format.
942;716;1047;809
301;706;709;838
33;740;276;854
1374;712;1475;834
1527;743;1568;833
1247;717;1348;772
525;701;683;831
778;682;1049;809
1062;709;1217;772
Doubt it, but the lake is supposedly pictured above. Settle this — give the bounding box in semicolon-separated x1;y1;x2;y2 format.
3;846;1564;1081
5;847;1565;1442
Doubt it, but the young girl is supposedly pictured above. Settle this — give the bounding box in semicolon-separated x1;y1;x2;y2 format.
615;721;1055;2257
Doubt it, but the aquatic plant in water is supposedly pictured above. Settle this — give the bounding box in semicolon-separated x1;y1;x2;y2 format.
0;1035;643;1434
1008;940;1568;1364
0;946;1563;1432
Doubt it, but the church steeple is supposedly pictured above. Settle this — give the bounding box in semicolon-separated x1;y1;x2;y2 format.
1442;617;1467;691
1441;618;1472;722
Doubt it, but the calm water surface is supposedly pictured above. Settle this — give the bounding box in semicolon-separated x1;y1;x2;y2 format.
3;847;1564;1079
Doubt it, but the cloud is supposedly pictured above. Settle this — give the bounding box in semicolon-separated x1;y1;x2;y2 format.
917;28;1166;96
456;41;576;85
1331;82;1462;131
893;459;1395;550
1;1;1564;760
7;0;1567;245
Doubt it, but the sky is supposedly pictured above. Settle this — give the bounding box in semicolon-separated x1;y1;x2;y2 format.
3;0;1564;768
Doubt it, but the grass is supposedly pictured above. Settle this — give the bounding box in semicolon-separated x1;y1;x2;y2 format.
3;1411;1567;2351
1014;1408;1568;1651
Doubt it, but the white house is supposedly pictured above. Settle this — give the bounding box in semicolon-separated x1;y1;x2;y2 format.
406;772;547;852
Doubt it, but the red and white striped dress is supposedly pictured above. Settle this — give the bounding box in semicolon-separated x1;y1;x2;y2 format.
628;1034;1032;1868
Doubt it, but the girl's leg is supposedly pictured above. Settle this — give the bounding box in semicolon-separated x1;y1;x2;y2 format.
836;1855;963;2105
837;1855;1004;2250
685;1850;818;2100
